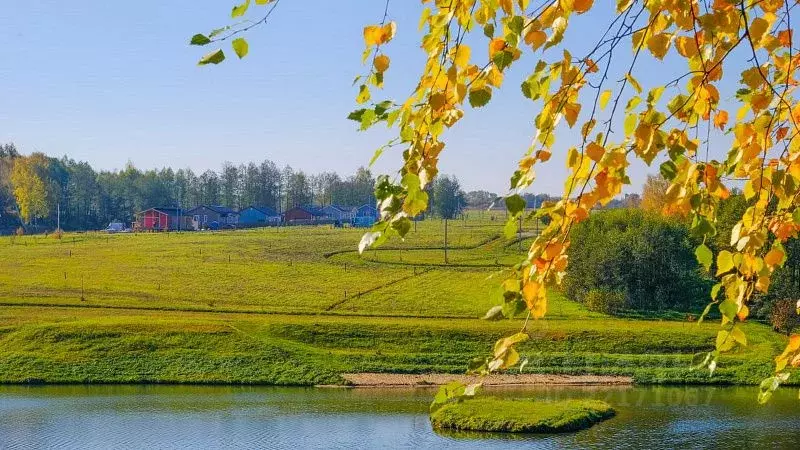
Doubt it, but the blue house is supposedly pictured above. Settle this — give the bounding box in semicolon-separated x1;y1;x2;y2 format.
238;206;281;225
352;204;378;227
355;204;378;219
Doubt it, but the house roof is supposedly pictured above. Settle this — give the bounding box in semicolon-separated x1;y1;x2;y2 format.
135;207;184;215
322;205;356;213
241;205;279;217
285;205;324;216
186;205;238;215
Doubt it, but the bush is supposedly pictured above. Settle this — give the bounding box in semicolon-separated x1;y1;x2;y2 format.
564;208;709;313
15;226;24;236
584;289;626;314
770;299;800;335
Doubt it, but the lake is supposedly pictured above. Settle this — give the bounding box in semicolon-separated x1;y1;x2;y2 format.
0;385;798;449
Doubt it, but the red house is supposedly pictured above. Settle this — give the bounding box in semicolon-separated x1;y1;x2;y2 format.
282;206;324;223
134;207;189;231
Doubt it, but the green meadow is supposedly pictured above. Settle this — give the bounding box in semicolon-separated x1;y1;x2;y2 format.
0;216;789;385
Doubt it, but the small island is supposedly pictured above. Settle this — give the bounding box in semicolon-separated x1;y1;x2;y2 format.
430;398;615;434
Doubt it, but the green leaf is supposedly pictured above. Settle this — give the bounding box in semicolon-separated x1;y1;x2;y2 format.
209;25;232;39
359;109;376;131
483;23;495;38
493;50;514;70
374;100;393;116
502;298;527;318
189;34;211;46
468;87;492;108
255;0;272;4
232;38;249;59
231;0;251;18
505;194;526;215
356;84;370;104
625;96;641;112
730;325;747;346
623;114;637;135
369;147;383;167
503;217;519;239
347;109;367;122
718;299;738;324
198;49;225;65
716;330;735;352
391;216;412;237
508;16;524;35
710;282;722;300
660;160;678;180
698;302;713;324
386;109;401;128
716;250;734;275
695;244;713;272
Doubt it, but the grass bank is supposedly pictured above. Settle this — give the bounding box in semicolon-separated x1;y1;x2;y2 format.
0;217;792;386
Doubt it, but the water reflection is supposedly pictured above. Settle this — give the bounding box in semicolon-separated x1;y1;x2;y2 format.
0;385;798;449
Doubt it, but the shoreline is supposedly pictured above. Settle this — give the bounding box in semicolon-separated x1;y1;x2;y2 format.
333;373;634;388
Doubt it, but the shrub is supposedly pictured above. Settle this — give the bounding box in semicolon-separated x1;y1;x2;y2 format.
15;226;24;236
584;289;626;314
770;299;800;335
564;208;709;313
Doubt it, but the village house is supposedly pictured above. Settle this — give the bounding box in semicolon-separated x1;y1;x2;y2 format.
282;206;324;223
238;206;281;226
321;205;355;222
352;204;379;227
134;207;190;231
185;205;239;230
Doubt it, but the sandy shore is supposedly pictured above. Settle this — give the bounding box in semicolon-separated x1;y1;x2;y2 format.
335;373;633;387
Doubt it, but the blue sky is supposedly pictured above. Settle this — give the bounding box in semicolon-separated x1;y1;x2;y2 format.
0;1;743;194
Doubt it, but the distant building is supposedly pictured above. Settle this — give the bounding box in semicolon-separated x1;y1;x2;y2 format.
355;204;378;219
185;205;239;230
134;208;189;231
352;204;379;227
321;205;355;221
238;206;281;226
282;206;324;223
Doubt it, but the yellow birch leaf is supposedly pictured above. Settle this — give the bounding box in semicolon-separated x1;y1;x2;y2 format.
453;45;471;68
646;33;672;60
599;90;612;110
586;142;605;162
574;0;594;13
373;55;390;73
626;73;642;93
674;36;698;58
564;102;581;128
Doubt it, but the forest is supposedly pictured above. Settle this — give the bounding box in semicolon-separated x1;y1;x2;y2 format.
0;142;564;233
0;143;376;231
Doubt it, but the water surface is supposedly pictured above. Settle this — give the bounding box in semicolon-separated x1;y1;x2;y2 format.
0;384;798;449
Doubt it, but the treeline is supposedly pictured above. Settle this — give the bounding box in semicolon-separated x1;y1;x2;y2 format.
0;143;376;231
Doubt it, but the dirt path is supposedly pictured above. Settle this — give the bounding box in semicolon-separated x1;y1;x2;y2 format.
337;373;633;387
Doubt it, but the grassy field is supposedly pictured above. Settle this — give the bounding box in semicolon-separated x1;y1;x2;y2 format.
0;215;790;386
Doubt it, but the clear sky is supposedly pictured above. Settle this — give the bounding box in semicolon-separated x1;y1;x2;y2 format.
0;1;742;194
